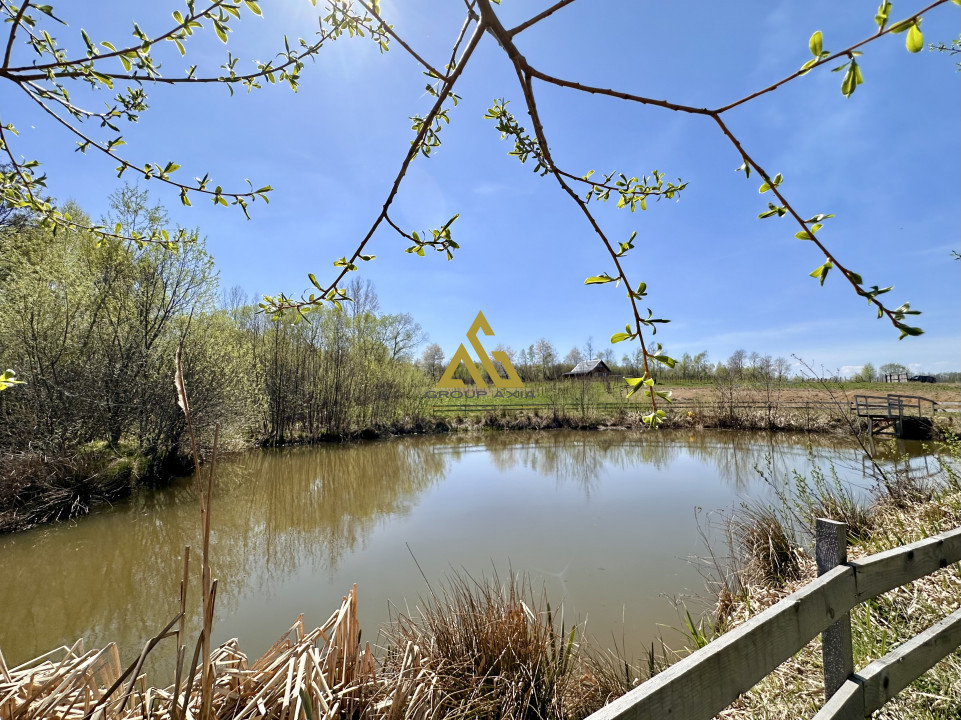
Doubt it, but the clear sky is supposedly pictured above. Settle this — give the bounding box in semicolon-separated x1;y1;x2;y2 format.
4;0;959;376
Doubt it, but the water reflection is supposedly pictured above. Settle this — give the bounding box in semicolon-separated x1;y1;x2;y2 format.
0;430;929;680
433;430;859;495
0;440;447;672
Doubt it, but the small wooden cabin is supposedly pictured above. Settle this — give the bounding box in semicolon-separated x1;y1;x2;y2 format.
563;359;611;379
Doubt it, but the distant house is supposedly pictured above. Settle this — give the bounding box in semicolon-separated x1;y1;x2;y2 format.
563;359;612;379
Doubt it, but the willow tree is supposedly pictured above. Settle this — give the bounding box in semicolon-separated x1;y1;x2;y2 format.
1;0;955;421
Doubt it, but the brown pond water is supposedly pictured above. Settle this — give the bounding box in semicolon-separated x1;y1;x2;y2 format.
0;430;934;678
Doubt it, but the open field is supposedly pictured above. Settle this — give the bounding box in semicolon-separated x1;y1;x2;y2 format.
428;379;960;433
429;379;960;408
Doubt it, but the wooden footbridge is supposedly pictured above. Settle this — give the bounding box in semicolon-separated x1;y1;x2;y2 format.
852;393;937;439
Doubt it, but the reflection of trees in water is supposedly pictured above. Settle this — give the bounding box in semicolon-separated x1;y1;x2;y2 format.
0;439;447;668
445;430;862;495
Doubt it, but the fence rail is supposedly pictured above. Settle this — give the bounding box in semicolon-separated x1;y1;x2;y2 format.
430;400;849;414
431;395;951;418
586;523;961;720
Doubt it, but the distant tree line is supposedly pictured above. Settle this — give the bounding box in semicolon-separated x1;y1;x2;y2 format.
419;339;953;387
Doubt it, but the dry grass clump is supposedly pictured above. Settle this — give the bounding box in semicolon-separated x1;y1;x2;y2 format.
804;485;874;542
729;503;805;587
377;572;628;720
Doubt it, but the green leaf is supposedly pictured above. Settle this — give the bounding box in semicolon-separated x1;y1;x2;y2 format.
641;409;667;428
584;274;614;285
809;30;823;57
841;60;863;97
809;261;833;286
0;369;25;391
846;271;863;285
611;332;632;344
875;1;892;30
758;203;787;219
650;353;676;369
906;23;923;53
794;223;822;240
897;324;924;339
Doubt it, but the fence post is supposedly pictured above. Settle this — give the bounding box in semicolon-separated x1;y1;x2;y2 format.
816;518;854;701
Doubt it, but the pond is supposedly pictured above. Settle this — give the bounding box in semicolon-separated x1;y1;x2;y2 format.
0;430;935;678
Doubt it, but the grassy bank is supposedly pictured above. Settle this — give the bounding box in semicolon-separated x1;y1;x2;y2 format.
703;439;961;719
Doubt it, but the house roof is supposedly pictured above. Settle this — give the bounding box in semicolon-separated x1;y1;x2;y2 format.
564;359;610;375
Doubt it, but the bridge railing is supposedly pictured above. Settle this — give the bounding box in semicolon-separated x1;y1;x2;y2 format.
586;522;961;720
852;393;937;419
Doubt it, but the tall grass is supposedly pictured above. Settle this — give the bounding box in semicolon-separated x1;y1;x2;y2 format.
709;435;961;719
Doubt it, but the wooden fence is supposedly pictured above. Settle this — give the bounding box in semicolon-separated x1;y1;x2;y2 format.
431;397;955;419
430;400;847;414
586;521;961;720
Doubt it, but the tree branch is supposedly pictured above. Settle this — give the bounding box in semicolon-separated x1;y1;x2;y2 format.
525;66;713;115
713;0;952;114
355;0;448;79
477;0;662;413
507;0;579;38
2;0;30;68
267;16;486;314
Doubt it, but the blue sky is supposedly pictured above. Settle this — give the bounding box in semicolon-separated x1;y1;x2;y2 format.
3;0;959;376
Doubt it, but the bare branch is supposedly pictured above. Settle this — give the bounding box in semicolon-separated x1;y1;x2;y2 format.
355;0;448;79
526;66;713;115
508;0;579;38
2;0;30;68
